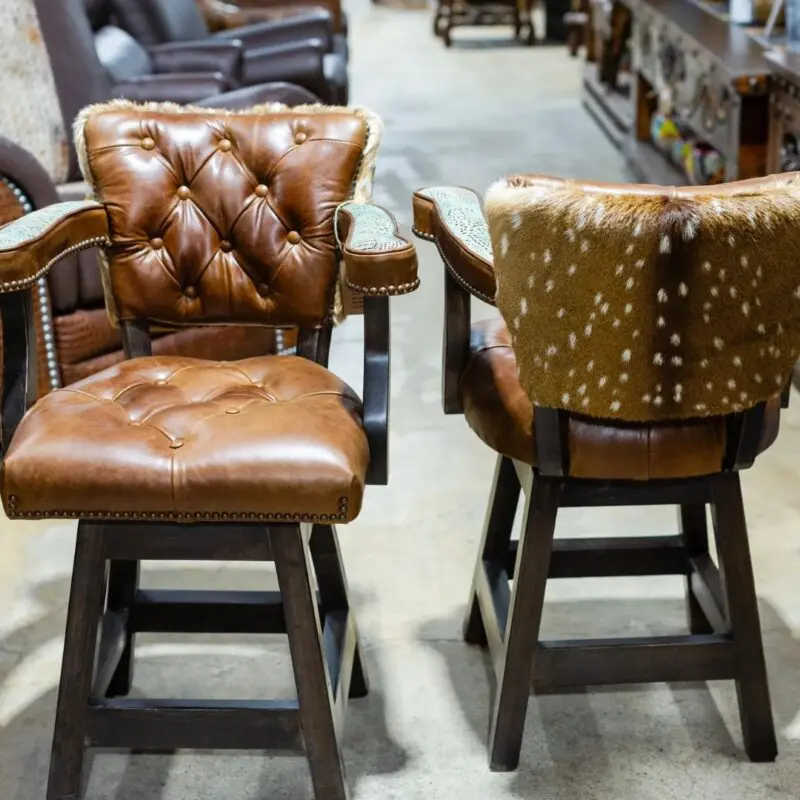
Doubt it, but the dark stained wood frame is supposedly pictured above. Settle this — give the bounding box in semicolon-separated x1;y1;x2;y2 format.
0;279;390;799
433;0;536;48
441;261;778;772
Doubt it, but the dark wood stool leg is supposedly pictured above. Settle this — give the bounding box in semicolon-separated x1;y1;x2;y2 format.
711;473;777;763
271;524;350;800
488;475;560;772
105;559;140;697
310;524;369;699
679;504;713;635
464;456;521;646
47;522;106;800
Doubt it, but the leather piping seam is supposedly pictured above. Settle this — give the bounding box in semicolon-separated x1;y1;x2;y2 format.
344;277;420;296
0;236;109;293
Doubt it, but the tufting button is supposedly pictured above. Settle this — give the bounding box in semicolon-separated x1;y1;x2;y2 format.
257;283;270;297
184;285;198;299
141;137;155;150
218;139;232;152
177;186;191;200
169;438;185;449
255;184;268;197
219;240;232;253
150;237;163;249
225;407;240;415
294;131;307;144
287;231;301;244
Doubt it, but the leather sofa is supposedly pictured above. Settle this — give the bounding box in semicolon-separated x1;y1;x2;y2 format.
106;0;349;103
0;0;306;397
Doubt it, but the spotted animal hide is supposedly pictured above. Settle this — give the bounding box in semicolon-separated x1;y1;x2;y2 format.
486;174;800;422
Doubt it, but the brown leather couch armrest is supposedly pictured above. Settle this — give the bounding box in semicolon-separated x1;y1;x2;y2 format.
149;40;245;87
204;0;344;33
112;72;232;102
0;202;109;293
210;6;334;49
337;203;419;296
412;186;496;305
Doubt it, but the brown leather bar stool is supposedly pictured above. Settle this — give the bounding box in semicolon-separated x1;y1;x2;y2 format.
0;101;418;800
412;174;799;771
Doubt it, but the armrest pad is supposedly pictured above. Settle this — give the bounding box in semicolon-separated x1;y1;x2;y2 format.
242;41;326;91
336;203;419;296
413;186;496;305
230;0;344;32
149;41;244;87
112;73;230;103
0;201;108;292
196;81;319;109
213;13;333;50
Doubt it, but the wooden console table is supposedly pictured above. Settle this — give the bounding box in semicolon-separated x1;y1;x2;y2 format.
627;0;770;184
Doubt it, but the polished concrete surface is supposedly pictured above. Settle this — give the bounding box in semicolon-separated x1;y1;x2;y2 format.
2;3;800;798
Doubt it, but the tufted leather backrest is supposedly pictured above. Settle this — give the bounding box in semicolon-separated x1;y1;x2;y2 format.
76;102;381;328
486;173;800;423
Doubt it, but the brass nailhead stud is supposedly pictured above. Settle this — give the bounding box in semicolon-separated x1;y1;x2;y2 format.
177;186;190;200
287;231;301;244
141;137;155;150
219;240;232;253
218;139;232;152
170;438;185;449
150;237;163;249
294;132;307;144
255;184;268;197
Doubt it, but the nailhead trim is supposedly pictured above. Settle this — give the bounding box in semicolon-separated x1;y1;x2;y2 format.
0;236;109;293
416;227;495;305
345;277;420;296
6;493;348;522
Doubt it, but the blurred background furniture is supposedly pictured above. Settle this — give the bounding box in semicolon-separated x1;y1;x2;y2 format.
105;0;349;102
433;0;536;47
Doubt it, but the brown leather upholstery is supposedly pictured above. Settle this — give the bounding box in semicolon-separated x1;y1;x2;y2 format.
3;355;368;520
461;317;781;480
79;106;369;326
412;187;496;304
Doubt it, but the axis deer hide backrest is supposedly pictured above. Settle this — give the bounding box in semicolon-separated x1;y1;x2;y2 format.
485;174;800;422
75;101;381;328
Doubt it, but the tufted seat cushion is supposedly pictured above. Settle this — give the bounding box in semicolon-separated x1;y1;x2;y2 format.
460;317;781;480
2;355;369;522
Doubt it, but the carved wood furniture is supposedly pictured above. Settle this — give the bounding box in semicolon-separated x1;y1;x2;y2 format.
412;174;797;770
628;0;771;184
433;0;536;47
581;0;634;148
0;102;418;800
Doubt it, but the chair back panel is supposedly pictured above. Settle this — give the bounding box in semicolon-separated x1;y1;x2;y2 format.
76;102;379;328
486;174;800;422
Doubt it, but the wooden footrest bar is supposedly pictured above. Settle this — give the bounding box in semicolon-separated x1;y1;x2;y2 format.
532;634;737;691
86;698;303;751
506;535;688;579
135;589;299;634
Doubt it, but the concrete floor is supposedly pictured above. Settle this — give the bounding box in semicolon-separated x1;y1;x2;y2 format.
2;3;800;799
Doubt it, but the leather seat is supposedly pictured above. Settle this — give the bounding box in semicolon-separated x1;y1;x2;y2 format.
3;354;369;521
461;317;781;480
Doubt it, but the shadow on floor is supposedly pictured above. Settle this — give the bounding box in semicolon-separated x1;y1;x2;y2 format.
0;570;407;799
418;596;800;798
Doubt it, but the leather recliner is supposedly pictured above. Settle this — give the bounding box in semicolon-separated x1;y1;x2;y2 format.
0;0;309;396
107;0;349;103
